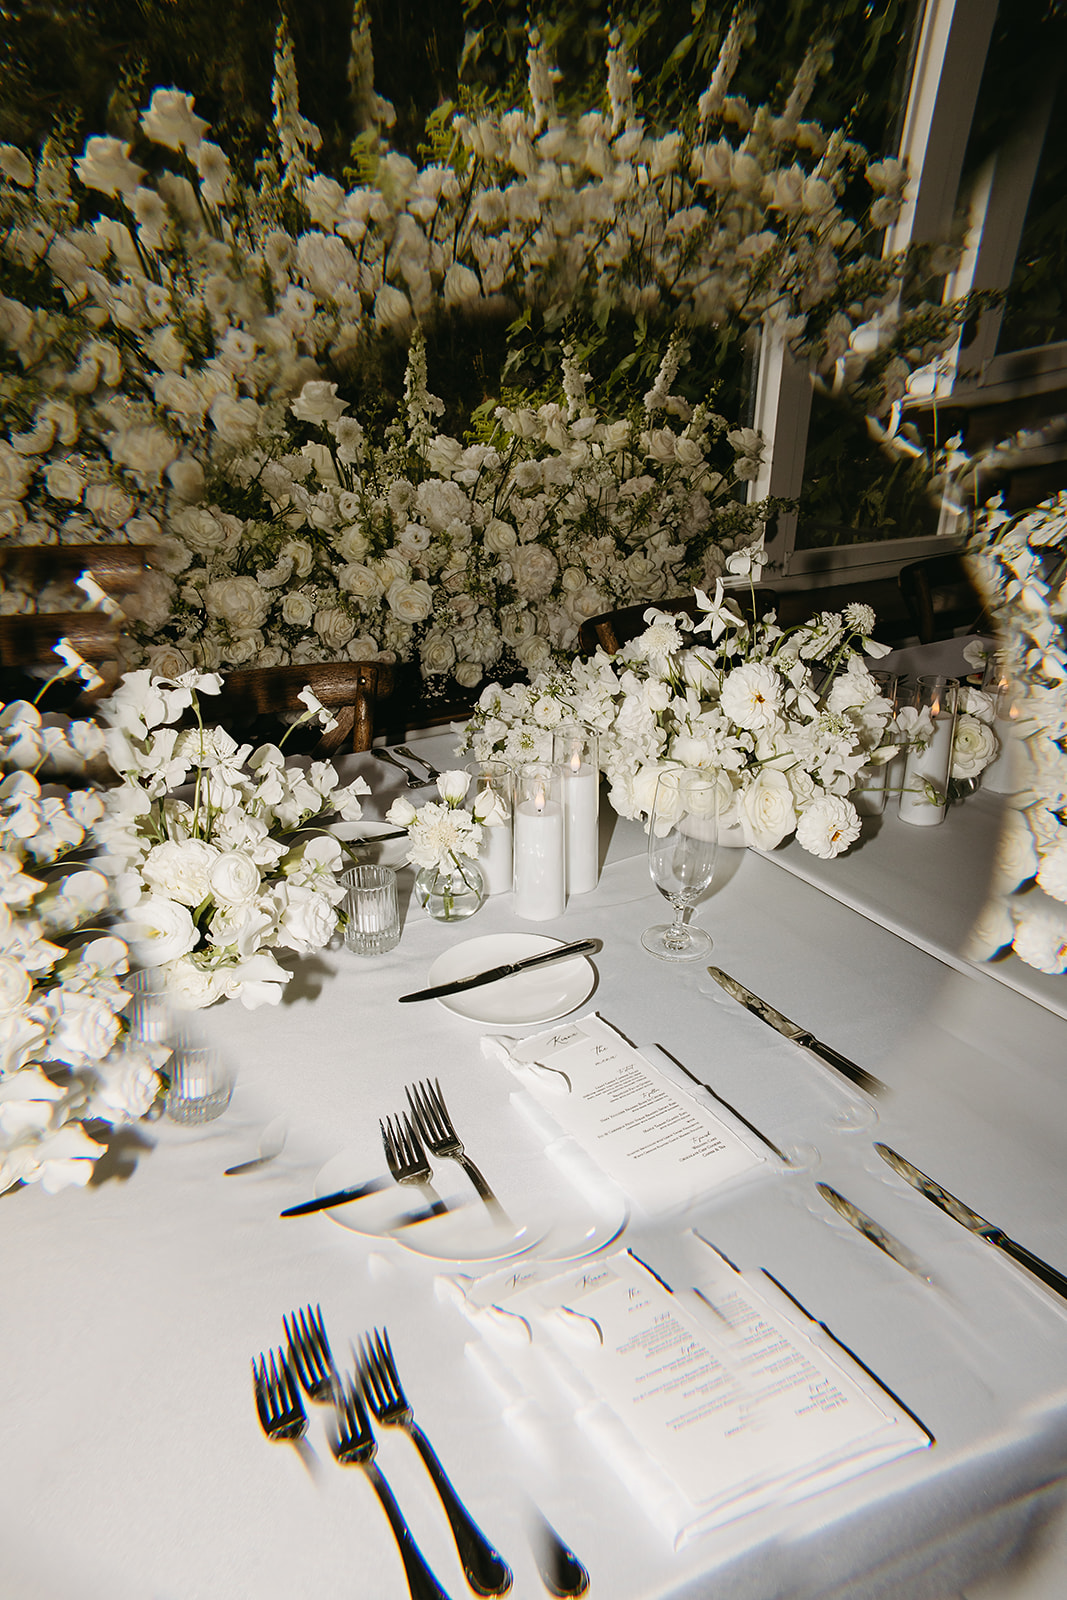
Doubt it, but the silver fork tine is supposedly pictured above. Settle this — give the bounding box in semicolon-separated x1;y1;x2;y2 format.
253;1347;308;1441
329;1370;454;1600
356;1326;513;1596
406;1078;503;1215
284;1303;335;1402
382;1112;442;1202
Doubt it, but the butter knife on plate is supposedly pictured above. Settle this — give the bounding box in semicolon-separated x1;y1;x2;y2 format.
817;1182;934;1283
875;1142;1067;1303
706;966;887;1097
399;938;598;1003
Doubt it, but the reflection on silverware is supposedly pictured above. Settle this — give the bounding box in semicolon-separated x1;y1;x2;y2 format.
395;745;442;782
406;1078;505;1219
358;1326;513;1596
329;1370;454;1600
284;1303;337;1403
373;748;431;787
530;1507;589;1597
252;1346;308;1443
382;1111;442;1204
279;1174;392;1217
816;1182;935;1283
398;939;599;1004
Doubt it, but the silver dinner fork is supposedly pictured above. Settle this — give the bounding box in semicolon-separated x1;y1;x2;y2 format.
284;1302;336;1403
358;1327;513;1597
406;1078;503;1217
373;748;430;787
252;1346;308;1442
329;1369;454;1600
395;745;442;783
382;1112;442;1200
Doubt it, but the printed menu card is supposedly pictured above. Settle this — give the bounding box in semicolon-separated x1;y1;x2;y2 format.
456;1246;931;1546
489;1013;766;1214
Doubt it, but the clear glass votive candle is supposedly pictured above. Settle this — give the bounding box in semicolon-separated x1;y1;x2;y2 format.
165;1034;234;1125
853;672;899;817
552;723;600;894
123;966;173;1045
898;675;959;826
467;760;514;896
341;864;401;954
513;763;565;921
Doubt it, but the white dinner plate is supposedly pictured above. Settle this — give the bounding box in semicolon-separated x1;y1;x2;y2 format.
427;933;596;1025
330;818;411;870
314;1149;541;1264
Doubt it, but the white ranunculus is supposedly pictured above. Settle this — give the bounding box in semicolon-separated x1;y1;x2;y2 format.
123;896;199;966
738;769;797;851
794;795;861;859
209;850;261;907
165;956;225;1010
951;714;998;780
47;989;121;1067
1012;900;1067;975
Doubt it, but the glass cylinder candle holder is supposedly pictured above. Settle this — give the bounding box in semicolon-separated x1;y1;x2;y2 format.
981;676;1022;795
341;864;401;954
552;723;600;894
513;763;566;921
467;759;514;895
898;676;959;826
853;672;899;817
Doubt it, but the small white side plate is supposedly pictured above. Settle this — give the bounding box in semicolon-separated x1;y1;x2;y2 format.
428;933;596;1025
331;819;411;869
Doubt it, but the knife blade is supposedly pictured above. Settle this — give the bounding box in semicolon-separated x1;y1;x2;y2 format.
399;939;598;1003
874;1142;1067;1303
706;966;887;1096
817;1182;933;1282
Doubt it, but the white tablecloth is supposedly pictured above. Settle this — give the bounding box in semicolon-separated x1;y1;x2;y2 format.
6;733;1067;1600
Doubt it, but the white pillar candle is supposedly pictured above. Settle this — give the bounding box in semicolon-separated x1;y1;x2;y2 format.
479;817;514;895
981;691;1022;795
514;767;565;920
561;760;598;892
898;717;956;825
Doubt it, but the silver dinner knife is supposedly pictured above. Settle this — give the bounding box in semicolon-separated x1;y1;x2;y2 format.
706;966;887;1097
875;1142;1067;1302
817;1182;934;1283
398;939;598;1003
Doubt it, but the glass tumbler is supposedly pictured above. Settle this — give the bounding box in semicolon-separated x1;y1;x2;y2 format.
341;864;401;954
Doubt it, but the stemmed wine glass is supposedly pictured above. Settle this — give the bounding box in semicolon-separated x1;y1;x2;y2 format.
642;768;719;960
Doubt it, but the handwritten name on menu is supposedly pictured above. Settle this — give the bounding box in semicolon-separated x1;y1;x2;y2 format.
530;1251;929;1523
508;1016;764;1213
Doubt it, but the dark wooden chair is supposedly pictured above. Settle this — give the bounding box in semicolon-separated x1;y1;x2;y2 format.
0;612;124;700
897;555;994;644
214;661;396;756
577;589;778;655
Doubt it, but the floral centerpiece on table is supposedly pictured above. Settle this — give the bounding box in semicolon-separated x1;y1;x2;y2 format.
94;671;370;1008
0;703;169;1196
457;578;898;858
386;769;487;920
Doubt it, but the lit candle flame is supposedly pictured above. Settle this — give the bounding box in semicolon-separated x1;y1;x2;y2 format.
535;783;546;813
570;747;581;774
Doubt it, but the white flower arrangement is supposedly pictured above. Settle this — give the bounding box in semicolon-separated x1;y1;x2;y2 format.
458;581;897;858
0;19;981;673
386;769;487;918
0;704;169;1196
94;670;370;1008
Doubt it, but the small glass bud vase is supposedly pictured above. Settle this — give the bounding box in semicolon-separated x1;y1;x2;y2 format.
414;856;486;921
552;723;600;894
898;675;959;827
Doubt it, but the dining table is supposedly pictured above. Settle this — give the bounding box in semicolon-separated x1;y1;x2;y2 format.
6;719;1067;1600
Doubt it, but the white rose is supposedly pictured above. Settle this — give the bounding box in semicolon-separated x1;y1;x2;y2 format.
44;461;85;501
436;769;471;805
338;562;382;599
75;136;145;197
335;525;370;562
454;661;483;688
420;628;457;675
485;518;517;554
314;607;356;651
511;544;559;601
84;484;134;527
739;769;797;851
516;634;552;671
166;456;206;501
210;850;260;906
208;394;260;446
386;578;433;622
107;424;178;483
415;478;471;533
140;88;208;152
205;575;269;630
290;380;349;425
